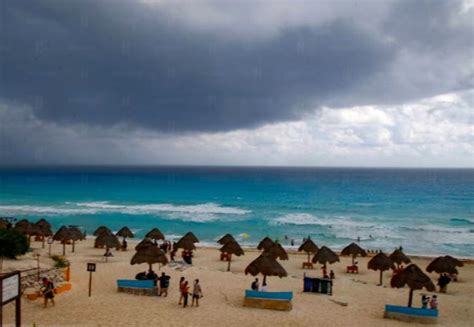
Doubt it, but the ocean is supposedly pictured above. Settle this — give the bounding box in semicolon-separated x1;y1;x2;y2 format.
0;166;473;257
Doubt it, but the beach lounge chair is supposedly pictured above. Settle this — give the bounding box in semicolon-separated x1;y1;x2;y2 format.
384;305;438;324
346;265;358;273
243;290;293;311
116;279;159;296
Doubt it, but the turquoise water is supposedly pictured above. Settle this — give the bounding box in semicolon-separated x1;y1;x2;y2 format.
0;167;473;257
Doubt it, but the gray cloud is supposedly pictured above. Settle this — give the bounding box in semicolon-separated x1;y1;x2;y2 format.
2;0;471;133
0;0;472;165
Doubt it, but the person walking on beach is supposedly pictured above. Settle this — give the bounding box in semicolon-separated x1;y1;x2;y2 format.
158;272;170;297
191;279;203;307
182;281;190;308
41;277;55;308
438;273;451;293
178;277;185;305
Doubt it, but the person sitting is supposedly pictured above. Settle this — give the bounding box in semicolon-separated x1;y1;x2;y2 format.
421;294;430;309
135;271;147;280
260;282;268;292
430;295;438;309
251;278;259;291
146;269;158;286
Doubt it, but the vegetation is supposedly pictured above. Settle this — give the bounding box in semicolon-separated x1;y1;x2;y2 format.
51;255;69;268
0;228;29;271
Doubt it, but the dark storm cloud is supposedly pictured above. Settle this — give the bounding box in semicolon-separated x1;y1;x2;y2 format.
0;0;472;166
0;0;398;133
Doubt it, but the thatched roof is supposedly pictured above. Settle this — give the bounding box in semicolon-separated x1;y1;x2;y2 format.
135;238;155;251
264;242;288;260
368;253;395;272
426;256;459;275
116;226;134;238
217;233;235;245
53;225;72;241
391;264;435;291
131;245;168;267
175;237;196;251
15;219;40;235
341;242;367;258
183;231;199;243
312;246;340;265
69;226;84;241
220;240;244;256
389;249;411;265
145;228;165;240
444;255;464;267
35;219;53;236
36;218;52;229
95;231;121;248
245;252;287;278
298;239;318;254
93;226;111;236
257;237;274;251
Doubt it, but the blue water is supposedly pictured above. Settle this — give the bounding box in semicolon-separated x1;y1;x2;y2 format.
0;167;473;257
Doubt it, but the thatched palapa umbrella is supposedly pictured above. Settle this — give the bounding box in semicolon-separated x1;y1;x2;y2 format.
368;252;395;285
257;237;274;251
217;233;235;245
93;226;111;236
312;246;340;266
131;242;168;271
136;238;155;251
182;231;199;243
95;230;121;262
175;237;196;251
298;239;319;264
116;226;134;243
391;264;435;307
220;240;244;271
245;252;287;285
35;219;53;248
264;242;289;260
146;228;165;241
53;225;72;256
426;256;459;275
68;226;83;253
15;219;40;244
444;255;464;268
341;242;367;265
389;249;411;269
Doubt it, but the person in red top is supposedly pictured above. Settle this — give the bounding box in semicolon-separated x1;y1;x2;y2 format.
181;281;190;308
41;277;55;308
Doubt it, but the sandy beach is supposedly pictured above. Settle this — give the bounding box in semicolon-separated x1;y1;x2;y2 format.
3;239;473;327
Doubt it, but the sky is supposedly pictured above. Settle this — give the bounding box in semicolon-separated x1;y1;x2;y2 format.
0;0;473;167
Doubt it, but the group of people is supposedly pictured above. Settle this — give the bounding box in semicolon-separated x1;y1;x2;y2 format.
179;277;203;307
321;264;335;279
421;294;438;309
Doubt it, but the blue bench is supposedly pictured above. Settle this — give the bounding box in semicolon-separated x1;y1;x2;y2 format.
117;280;158;296
244;290;293;311
384;305;438;324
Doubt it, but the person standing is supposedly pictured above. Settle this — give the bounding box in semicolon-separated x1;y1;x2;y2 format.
430;295;438;309
182;281;190;308
191;279;203;307
158;272;170;297
178;277;185;305
41;277;55;308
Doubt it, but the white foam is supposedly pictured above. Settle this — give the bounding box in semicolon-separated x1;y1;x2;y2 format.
0;202;251;219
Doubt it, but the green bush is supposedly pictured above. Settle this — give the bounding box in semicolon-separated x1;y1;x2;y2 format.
0;229;29;259
51;255;69;268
